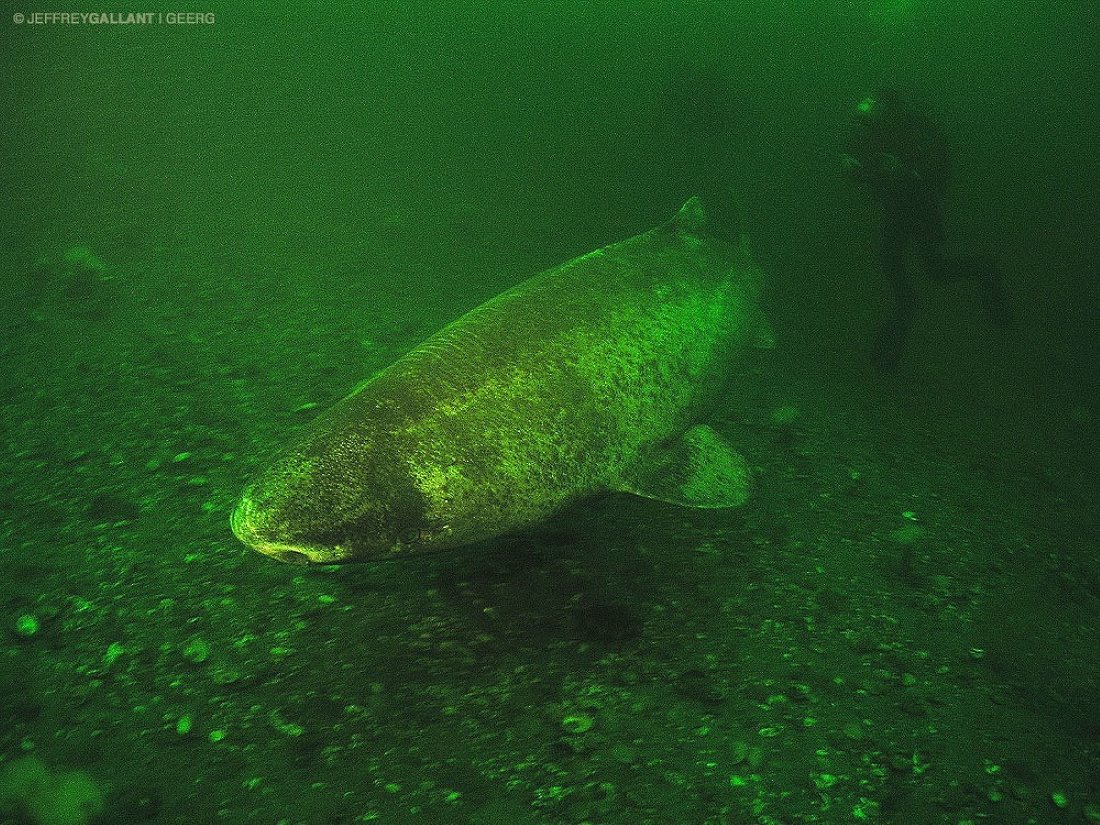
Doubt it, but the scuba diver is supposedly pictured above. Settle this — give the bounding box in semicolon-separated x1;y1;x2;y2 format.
842;88;1011;370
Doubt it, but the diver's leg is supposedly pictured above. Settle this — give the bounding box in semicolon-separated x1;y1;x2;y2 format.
873;215;916;371
936;253;1012;327
915;208;1011;327
957;254;1013;327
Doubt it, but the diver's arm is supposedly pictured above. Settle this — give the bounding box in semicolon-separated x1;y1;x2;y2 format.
844;145;916;184
841;135;870;181
841;117;878;181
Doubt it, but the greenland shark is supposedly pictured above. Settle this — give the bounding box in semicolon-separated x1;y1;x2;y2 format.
231;196;773;564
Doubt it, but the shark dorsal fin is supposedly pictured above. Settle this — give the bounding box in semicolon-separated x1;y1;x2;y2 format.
672;196;708;235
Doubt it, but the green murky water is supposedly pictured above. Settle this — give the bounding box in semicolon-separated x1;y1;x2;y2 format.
1;3;1096;823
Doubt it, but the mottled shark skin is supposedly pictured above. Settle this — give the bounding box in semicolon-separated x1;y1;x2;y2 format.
231;197;772;564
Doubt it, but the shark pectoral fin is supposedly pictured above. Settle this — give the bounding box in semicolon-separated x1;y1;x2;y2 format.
614;424;751;509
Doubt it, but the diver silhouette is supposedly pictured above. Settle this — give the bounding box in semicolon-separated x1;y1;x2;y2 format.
842;88;1011;370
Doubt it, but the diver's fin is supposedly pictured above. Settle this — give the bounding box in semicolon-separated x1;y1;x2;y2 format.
613;424;751;509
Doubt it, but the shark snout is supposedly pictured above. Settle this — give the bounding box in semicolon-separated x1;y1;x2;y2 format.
230;495;354;565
